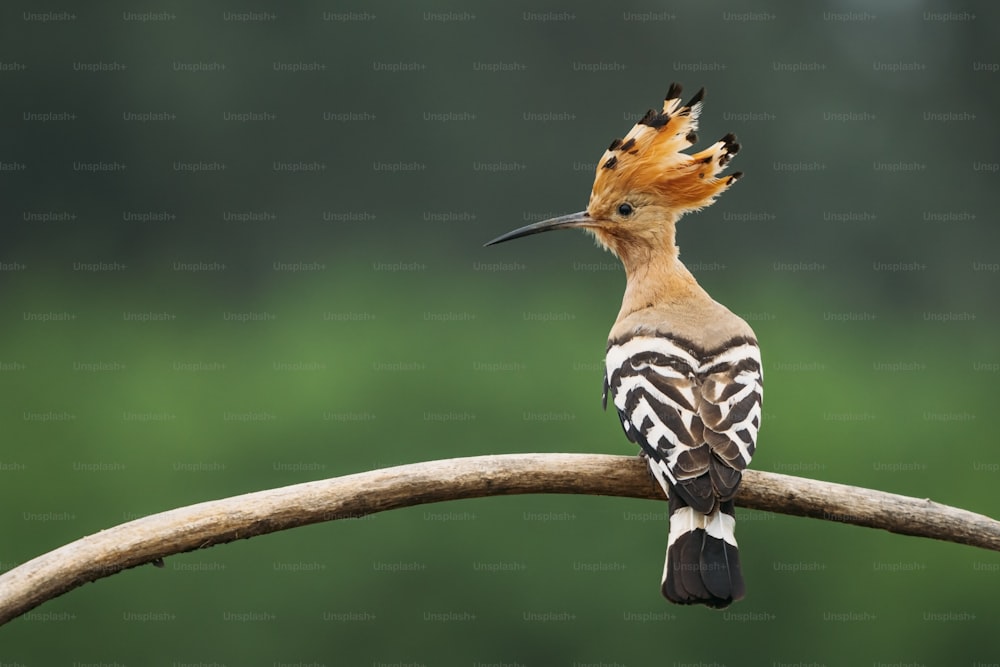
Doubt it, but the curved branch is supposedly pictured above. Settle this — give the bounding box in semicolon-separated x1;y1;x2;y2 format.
2;453;998;626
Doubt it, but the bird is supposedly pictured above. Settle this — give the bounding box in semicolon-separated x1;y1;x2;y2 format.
485;83;762;608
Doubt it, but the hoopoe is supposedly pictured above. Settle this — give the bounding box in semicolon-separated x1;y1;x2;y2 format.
486;83;762;608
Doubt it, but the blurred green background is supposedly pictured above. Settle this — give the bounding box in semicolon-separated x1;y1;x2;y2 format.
2;1;999;664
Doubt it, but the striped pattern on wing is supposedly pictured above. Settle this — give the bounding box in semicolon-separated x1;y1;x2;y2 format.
604;332;762;606
603;333;762;512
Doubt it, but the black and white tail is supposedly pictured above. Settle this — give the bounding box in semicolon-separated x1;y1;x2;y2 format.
663;488;743;607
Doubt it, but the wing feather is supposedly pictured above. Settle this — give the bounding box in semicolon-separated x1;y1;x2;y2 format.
605;334;763;506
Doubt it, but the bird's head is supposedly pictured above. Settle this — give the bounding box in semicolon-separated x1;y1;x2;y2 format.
485;83;742;271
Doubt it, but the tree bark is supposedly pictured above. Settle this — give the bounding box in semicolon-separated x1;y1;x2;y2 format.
1;453;998;626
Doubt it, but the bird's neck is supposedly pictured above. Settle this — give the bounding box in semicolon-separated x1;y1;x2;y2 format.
616;244;707;323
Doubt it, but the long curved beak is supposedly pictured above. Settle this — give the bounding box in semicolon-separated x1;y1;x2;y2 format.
483;211;594;247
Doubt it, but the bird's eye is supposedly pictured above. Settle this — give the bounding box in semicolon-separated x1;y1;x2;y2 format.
617;202;634;217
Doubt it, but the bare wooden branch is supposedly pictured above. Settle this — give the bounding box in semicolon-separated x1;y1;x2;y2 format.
2;453;998;626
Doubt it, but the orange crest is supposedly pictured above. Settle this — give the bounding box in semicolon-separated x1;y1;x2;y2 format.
589;83;742;217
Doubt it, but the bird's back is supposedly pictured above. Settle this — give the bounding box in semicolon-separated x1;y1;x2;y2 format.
610;292;757;353
604;289;763;607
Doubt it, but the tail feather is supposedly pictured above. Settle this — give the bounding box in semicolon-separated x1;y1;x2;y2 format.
662;488;744;608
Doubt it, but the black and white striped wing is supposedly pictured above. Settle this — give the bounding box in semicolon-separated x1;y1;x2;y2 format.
604;335;762;512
